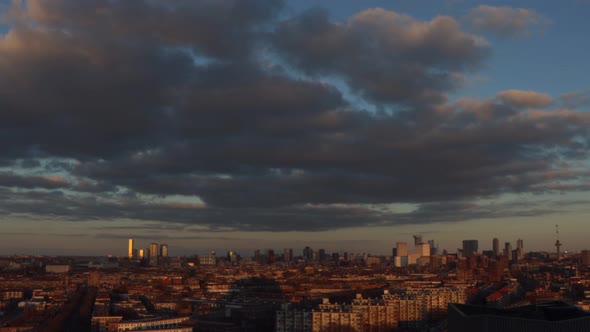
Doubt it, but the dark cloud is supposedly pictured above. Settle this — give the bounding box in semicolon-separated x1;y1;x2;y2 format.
0;187;582;232
18;159;42;169
21;0;284;60
0;0;284;159
1;2;589;232
273;7;490;106
0;172;70;189
465;5;551;38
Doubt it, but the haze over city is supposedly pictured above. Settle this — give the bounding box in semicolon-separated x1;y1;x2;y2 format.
1;0;590;256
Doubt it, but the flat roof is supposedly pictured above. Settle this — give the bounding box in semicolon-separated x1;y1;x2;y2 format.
451;301;590;322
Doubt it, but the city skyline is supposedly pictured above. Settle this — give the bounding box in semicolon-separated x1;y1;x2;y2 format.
56;234;553;258
1;0;590;255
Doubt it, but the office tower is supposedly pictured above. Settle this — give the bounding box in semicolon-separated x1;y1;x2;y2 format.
303;246;313;261
504;242;511;257
516;239;524;260
396;242;408;256
227;251;238;265
392;247;397;257
318;249;326;262
266;249;275;263
160;244;168;257
150;243;158;257
145;247;150;260
332;252;339;262
582;250;590;265
417;243;430;256
254;249;260;262
493;238;500;257
462;240;479;257
428;239;436;255
413;235;423;245
138;249;145;260
283;248;293;262
343;252;350;261
149;242;158;266
128;239;134;259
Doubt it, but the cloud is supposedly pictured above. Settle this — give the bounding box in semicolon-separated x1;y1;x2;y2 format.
0;1;589;233
465;5;551;38
559;89;590;109
0;187;583;232
496;90;553;108
273;7;489;106
0;172;70;189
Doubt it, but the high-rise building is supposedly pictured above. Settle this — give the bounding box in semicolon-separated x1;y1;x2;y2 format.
462;240;479;257
493;238;500;257
283;248;293;262
160;244;168;257
254;249;260;262
396;242;408;257
516;239;524;260
428;239;436;255
128;239;134;259
318;249;326;262
504;242;512;257
303;246;312;260
227;251;238;265
149;242;158;266
266;249;275;264
413;235;423;245
417;243;430;257
139;249;145;260
582;250;590;266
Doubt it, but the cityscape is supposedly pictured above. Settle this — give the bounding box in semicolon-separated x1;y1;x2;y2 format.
3;235;590;331
2;0;590;331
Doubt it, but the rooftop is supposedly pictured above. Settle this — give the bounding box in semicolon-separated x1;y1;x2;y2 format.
451;301;590;322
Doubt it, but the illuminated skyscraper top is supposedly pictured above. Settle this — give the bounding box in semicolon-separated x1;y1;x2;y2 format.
160;244;168;257
128;239;134;259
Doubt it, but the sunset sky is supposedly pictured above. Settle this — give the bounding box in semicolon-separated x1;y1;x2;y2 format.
1;0;590;256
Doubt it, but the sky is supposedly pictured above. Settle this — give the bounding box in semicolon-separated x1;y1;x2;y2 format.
1;0;590;256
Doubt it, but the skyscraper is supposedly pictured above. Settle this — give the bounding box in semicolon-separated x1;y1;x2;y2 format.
428;239;436;255
303;246;312;261
516;238;524;260
504;242;512;257
493;238;500;257
462;240;478;257
413;235;423;245
150;242;158;266
417;243;430;256
284;248;293;262
128;239;134;259
160;244;168;257
396;242;408;257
